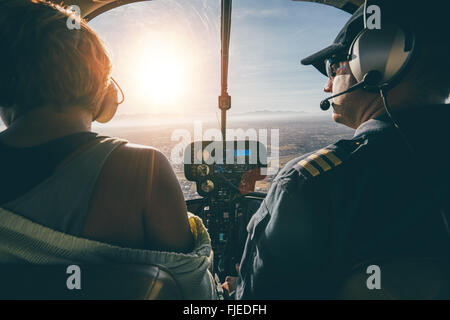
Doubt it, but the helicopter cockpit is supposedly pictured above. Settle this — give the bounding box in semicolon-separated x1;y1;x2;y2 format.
0;0;360;300
6;0;447;303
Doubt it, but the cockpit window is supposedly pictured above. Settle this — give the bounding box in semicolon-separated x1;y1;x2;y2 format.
89;0;353;200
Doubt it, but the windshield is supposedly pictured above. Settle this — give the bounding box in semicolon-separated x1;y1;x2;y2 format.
89;0;353;200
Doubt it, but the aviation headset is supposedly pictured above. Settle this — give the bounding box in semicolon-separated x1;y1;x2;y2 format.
93;77;125;123
320;1;420;129
319;1;418;111
348;22;415;91
345;2;416;133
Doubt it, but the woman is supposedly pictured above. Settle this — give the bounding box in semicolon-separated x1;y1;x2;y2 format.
0;0;215;299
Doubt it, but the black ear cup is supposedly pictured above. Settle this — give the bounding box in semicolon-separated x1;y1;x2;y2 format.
348;23;415;89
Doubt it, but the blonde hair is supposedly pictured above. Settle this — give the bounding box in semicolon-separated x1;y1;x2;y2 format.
0;0;112;114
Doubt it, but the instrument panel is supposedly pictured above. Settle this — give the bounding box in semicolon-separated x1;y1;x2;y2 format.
184;140;267;199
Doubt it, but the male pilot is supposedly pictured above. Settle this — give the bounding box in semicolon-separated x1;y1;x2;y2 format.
235;1;450;299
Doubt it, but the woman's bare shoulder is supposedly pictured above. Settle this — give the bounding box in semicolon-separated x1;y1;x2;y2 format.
82;142;162;248
83;140;193;252
105;141;166;173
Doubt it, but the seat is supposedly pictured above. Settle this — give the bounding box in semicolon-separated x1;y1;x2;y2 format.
0;264;183;300
337;258;450;299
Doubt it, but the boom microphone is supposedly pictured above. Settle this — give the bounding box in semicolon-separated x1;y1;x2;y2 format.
320;70;382;111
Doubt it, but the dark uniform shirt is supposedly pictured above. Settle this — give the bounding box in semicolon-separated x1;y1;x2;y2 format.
236;104;450;299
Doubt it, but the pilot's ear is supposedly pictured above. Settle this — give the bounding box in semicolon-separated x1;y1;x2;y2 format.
93;83;119;123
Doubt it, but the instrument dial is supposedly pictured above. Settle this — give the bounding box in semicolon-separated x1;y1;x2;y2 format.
197;164;210;177
200;179;215;193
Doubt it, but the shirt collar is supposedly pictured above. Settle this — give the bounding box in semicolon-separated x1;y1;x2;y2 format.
353;113;394;139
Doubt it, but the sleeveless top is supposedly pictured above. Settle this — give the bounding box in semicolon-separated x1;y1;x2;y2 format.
0;132;127;236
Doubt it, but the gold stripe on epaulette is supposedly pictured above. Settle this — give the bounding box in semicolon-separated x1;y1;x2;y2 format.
317;149;342;166
307;153;332;172
297;159;320;177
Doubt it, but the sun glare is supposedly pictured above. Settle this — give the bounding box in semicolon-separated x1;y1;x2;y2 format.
134;40;188;110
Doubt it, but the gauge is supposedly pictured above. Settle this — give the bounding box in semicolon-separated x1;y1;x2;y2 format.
200;180;215;193
197;164;210;177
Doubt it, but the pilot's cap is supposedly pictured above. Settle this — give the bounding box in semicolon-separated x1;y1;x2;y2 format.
300;5;364;77
301;0;447;77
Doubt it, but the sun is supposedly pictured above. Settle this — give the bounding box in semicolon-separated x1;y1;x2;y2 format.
134;41;187;108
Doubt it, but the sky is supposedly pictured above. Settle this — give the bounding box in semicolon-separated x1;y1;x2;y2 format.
89;0;351;118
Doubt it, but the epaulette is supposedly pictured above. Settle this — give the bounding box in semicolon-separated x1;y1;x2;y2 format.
294;139;363;178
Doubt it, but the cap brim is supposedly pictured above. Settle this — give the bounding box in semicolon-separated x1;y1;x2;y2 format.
301;43;346;77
